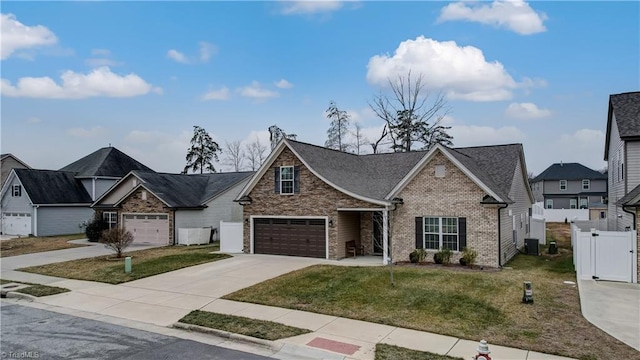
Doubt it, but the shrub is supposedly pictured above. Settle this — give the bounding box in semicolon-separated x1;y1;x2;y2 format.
85;214;109;242
461;247;478;267
410;249;427;263
100;227;134;258
409;250;419;263
434;248;453;265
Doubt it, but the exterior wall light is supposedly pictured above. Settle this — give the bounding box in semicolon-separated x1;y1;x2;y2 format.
238;195;252;206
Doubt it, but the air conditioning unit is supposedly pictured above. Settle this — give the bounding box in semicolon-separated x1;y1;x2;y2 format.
524;238;539;256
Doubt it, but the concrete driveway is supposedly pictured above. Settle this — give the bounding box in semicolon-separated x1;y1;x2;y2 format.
32;254;329;327
578;280;640;351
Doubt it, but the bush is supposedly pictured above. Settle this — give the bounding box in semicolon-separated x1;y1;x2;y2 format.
461;247;478;267
434;248;453;265
410;249;427;263
85;214;109;242
100;227;134;258
410;250;419;263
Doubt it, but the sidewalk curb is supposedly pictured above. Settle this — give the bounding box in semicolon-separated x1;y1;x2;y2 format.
2;291;36;302
172;322;282;351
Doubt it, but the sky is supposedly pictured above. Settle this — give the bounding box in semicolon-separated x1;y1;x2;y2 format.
1;1;638;175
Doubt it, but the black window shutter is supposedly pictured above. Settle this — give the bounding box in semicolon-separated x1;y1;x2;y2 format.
415;217;424;249
294;166;300;194
458;217;467;250
274;167;280;193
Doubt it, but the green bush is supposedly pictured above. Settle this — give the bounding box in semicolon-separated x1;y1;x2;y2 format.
85;214;109;242
434;248;453;265
460;247;478;267
410;249;428;263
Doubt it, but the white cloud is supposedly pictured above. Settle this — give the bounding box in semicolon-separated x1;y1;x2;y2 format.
367;36;529;102
167;49;189;64
67;126;108;139
123;130;195;173
438;0;547;35
91;49;111;56
199;41;217;62
85;58;123;67
237;81;280;100
449;124;526;147
1;13;58;60
202;86;230;101
1;66;160;99
280;1;344;15
274;79;294;89
505;102;551;119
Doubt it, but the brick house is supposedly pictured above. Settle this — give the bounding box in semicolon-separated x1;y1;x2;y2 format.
93;170;253;245
235;139;534;268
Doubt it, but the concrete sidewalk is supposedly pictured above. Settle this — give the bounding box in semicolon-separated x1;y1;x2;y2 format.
578;280;640;351
3;253;577;360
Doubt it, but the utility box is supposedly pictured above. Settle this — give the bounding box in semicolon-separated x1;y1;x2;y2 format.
524;238;540;256
548;241;558;254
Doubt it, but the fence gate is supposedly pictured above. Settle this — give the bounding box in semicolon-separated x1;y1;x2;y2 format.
573;227;636;283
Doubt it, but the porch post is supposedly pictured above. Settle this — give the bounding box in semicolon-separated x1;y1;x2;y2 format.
383;209;389;265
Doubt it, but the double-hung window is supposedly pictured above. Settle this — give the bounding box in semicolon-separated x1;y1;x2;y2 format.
579;198;588;209
582;179;590;190
103;212;117;229
570;199;577;209
546;199;553;209
422;217;460;251
559;180;567;190
280;166;294;195
12;185;21;197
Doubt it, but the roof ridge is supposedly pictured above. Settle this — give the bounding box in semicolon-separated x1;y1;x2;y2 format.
286;139;360;156
452;143;522;150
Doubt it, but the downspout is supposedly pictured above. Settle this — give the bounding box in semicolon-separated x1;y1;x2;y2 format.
33;205;39;236
622;205;636;230
496;203;509;267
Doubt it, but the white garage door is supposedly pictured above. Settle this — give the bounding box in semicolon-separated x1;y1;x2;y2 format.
123;214;169;245
2;212;32;236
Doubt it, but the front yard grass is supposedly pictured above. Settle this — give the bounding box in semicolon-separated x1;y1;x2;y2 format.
375;344;463;360
15;284;70;297
18;244;230;284
224;223;636;360
179;310;310;341
1;233;88;257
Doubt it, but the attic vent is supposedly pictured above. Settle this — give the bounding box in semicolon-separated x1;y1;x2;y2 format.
435;165;445;178
141;190;147;200
132;179;137;187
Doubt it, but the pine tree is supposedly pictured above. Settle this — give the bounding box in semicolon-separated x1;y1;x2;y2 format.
183;125;221;174
324;101;351;152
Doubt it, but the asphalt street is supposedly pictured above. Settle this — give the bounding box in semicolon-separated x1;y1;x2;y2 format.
0;302;273;360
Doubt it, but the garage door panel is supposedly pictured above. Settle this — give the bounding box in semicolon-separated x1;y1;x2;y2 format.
254;218;325;258
123;214;169;245
2;213;32;236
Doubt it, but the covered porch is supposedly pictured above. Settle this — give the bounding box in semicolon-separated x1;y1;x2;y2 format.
335;207;393;265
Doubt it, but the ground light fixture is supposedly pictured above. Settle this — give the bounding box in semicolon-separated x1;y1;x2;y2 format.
522;281;533;304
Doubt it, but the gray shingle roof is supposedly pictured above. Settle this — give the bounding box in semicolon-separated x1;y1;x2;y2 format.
611;92;640;139
532;163;607;182
286;140;524;203
132;171;253;208
59;147;153;177
14;169;92;204
617;184;640;206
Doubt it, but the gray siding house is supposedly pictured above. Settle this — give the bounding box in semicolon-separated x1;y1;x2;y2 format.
0;147;153;236
531;163;607;213
1;154;30;187
92;170;253;245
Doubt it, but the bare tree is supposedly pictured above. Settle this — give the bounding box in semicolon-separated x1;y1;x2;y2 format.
223;140;245;171
268;125;297;150
184;125;221;173
100;227;134;258
324;100;351;152
370;124;390;154
246;138;268;171
370;71;451;152
352;120;367;155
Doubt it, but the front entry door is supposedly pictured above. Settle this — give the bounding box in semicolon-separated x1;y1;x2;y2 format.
373;212;383;254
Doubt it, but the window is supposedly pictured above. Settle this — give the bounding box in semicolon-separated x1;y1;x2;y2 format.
570;199;577;209
435;165;445;178
546;199;553;209
11;185;21;197
600;211;606;219
280;166;294;194
103;212;117;229
579;198;588;209
520;213;524;229
559;180;567;190
423;217;459;251
582;179;590;190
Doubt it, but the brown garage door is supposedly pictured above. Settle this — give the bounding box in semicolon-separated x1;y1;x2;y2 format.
254;218;326;258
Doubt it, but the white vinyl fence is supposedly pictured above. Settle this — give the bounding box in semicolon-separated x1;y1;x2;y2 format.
220;221;243;253
544;209;589;222
571;224;637;283
530;202;547;244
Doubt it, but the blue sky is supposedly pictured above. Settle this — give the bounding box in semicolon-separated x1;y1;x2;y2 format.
1;1;638;175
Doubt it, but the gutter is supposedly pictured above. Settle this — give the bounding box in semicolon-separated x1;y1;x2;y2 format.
622;205;637;230
481;201;509;268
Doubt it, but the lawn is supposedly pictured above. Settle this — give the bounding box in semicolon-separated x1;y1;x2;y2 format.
1;233;88;257
15;284;70;297
18;244;230;284
179;310;310;341
375;344;463;360
225;223;637;360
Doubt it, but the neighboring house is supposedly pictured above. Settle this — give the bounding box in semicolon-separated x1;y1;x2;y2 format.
1;154;30;187
92;170;253;245
531;162;607;217
235;139;534;268
606;91;640;283
0;147;153;236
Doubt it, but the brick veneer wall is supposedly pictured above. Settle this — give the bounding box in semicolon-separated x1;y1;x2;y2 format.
243;147;379;259
119;188;174;244
392;151;500;268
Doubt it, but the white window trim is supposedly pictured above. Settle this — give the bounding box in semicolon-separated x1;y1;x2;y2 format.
103;211;117;229
280;166;294;195
579;198;588;209
582;179;590;190
570;199;577;209
423;217;459;252
546;199;553;209
559;180;567;191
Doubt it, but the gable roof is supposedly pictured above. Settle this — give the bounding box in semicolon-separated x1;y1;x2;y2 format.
238;139;530;205
604;91;640;160
1;154;31;169
108;170;254;208
13;168;93;205
532;163;607;182
59;147;153;177
617;183;640;206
